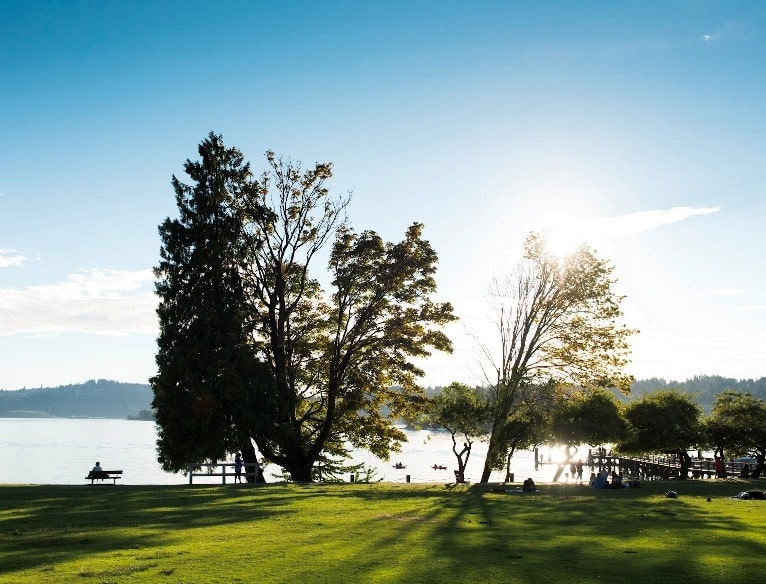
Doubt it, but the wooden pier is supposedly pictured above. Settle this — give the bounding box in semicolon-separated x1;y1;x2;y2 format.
583;451;754;480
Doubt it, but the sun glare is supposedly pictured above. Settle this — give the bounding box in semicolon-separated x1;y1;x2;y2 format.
534;213;590;257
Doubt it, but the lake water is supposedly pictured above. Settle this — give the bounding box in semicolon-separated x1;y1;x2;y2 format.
0;418;569;485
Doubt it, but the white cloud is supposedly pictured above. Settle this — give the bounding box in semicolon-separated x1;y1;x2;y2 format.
534;206;720;253
0;269;157;336
590;206;720;237
0;248;27;268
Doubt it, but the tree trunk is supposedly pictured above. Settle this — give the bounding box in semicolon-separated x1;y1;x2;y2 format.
480;427;502;483
241;441;263;484
504;446;517;483
551;445;578;483
677;449;691;480
286;457;314;482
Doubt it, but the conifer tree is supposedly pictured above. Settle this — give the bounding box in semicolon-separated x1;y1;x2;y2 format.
152;132;265;476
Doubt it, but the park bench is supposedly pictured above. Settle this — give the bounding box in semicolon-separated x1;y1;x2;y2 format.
85;470;123;485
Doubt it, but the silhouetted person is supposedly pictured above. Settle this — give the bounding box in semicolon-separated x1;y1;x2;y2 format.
234;452;244;483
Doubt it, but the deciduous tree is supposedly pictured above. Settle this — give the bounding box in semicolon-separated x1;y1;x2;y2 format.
241;158;457;478
478;234;635;482
706;391;766;474
426;382;491;482
619;390;702;479
549;387;628;481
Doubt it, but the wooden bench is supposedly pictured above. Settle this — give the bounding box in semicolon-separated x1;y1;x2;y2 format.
85;470;123;485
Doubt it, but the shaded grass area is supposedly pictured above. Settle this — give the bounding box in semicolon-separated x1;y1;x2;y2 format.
1;479;766;583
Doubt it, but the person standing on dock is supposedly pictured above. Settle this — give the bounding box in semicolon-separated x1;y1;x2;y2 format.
714;456;724;479
234;452;244;483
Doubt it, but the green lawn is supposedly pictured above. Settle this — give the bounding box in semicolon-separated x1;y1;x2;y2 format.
1;479;765;583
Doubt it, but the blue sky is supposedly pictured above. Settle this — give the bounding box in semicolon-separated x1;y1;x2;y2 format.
1;1;765;390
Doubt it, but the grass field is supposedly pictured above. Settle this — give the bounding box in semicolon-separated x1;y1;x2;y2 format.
1;478;765;583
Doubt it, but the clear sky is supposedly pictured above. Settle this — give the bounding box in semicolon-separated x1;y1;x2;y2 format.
1;1;765;390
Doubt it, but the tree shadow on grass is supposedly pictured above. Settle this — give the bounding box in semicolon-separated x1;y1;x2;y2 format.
5;481;766;583
0;484;290;575
418;482;766;584
295;481;766;583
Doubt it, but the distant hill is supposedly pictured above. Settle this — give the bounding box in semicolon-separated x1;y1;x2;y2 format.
0;379;153;419
629;374;766;412
2;374;764;420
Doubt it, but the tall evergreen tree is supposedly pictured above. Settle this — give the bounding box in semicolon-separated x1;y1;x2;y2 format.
151;132;266;477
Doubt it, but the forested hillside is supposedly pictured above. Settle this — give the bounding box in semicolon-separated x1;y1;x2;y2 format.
629;375;766;411
0;379;153;419
1;375;763;420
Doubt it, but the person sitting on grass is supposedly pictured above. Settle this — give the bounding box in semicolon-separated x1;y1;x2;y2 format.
593;471;608;488
522;477;536;492
610;472;623;489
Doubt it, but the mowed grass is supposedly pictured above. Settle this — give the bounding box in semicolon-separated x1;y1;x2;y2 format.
1;479;766;583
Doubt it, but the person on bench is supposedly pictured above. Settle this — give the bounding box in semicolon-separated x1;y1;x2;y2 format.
91;461;107;478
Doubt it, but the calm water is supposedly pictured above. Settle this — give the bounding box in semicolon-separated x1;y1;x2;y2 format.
0;418;566;485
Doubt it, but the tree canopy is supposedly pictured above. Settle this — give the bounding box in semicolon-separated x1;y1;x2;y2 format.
706;391;766;473
619;390;702;479
152;133;263;472
425;382;491;480
152;133;456;481
550;388;628;449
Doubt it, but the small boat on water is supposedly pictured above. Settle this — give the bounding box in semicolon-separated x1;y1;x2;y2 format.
392;462;406;469
432;464;447;470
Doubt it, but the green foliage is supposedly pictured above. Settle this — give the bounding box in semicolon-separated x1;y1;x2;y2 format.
619;390;702;479
152;134;456;481
427;382;490;438
484;382;556;473
426;382;491;476
152;132;266;472
706;392;766;470
551;388;628;447
480;233;636;482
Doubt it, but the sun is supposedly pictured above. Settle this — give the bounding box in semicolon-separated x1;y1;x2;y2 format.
534;213;590;257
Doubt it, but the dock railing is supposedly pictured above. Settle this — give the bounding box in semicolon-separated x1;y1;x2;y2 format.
186;462;262;484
